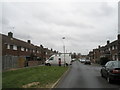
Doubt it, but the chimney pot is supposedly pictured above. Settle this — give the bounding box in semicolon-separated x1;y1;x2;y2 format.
8;32;13;38
118;34;120;40
98;45;100;48
27;40;31;44
107;40;110;45
40;45;43;48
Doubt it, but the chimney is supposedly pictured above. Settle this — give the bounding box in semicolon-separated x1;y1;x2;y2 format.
40;45;43;48
107;40;110;45
51;48;53;51
8;32;13;38
27;40;31;44
118;34;120;40
98;45;100;48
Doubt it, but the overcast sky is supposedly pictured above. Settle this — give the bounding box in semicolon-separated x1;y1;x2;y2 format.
1;0;119;55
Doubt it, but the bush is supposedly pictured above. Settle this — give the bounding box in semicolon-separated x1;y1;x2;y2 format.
100;57;110;65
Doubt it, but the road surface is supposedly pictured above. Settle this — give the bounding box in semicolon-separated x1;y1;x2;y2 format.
57;61;120;88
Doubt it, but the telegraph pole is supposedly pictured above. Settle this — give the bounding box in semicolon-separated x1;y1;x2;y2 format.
118;34;120;61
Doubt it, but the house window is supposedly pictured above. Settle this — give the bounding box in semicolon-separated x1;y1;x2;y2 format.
37;51;39;53
21;47;24;51
13;45;17;50
10;45;13;50
26;48;28;52
33;50;35;53
112;56;114;60
7;44;10;49
112;46;114;50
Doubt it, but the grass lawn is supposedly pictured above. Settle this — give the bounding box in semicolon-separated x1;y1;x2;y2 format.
2;66;68;88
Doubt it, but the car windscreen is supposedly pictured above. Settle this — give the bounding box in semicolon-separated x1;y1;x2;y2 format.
49;57;54;60
112;61;120;68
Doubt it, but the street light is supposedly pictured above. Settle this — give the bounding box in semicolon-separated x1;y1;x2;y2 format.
62;37;66;67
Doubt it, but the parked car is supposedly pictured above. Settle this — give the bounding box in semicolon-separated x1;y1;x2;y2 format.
71;59;76;62
79;59;82;62
84;60;91;65
100;61;120;83
80;59;86;63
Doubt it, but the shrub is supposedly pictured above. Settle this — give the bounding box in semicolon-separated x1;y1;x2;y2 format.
100;57;110;65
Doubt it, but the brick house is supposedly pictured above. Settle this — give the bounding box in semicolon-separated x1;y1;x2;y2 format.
44;48;58;60
93;48;100;63
1;32;55;70
88;51;94;62
88;35;119;63
104;40;118;61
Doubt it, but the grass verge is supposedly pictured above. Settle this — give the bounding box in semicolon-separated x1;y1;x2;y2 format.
2;66;68;88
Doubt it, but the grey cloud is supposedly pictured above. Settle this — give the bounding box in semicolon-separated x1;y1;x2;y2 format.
2;2;117;54
100;3;115;16
14;32;32;41
32;3;95;29
52;20;95;29
90;2;115;17
2;18;9;25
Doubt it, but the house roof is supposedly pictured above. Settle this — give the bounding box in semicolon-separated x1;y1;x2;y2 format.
2;34;39;50
104;40;118;48
99;46;105;51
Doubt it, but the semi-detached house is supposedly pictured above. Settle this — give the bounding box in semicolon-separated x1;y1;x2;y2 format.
88;34;120;63
1;32;55;70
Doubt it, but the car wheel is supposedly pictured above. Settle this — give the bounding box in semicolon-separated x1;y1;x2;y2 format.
107;76;112;83
100;70;104;77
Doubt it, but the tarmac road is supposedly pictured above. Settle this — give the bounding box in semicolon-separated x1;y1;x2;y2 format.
57;61;120;88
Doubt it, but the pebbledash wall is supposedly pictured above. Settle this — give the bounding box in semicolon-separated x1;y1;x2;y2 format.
1;32;56;71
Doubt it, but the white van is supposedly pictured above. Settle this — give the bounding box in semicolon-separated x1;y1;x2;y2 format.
45;53;72;66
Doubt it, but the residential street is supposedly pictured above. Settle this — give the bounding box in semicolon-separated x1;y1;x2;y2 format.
57;61;120;88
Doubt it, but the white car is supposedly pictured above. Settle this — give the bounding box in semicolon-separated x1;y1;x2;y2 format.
80;59;86;63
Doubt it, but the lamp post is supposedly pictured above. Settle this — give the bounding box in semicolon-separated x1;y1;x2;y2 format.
118;34;120;61
62;37;66;67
